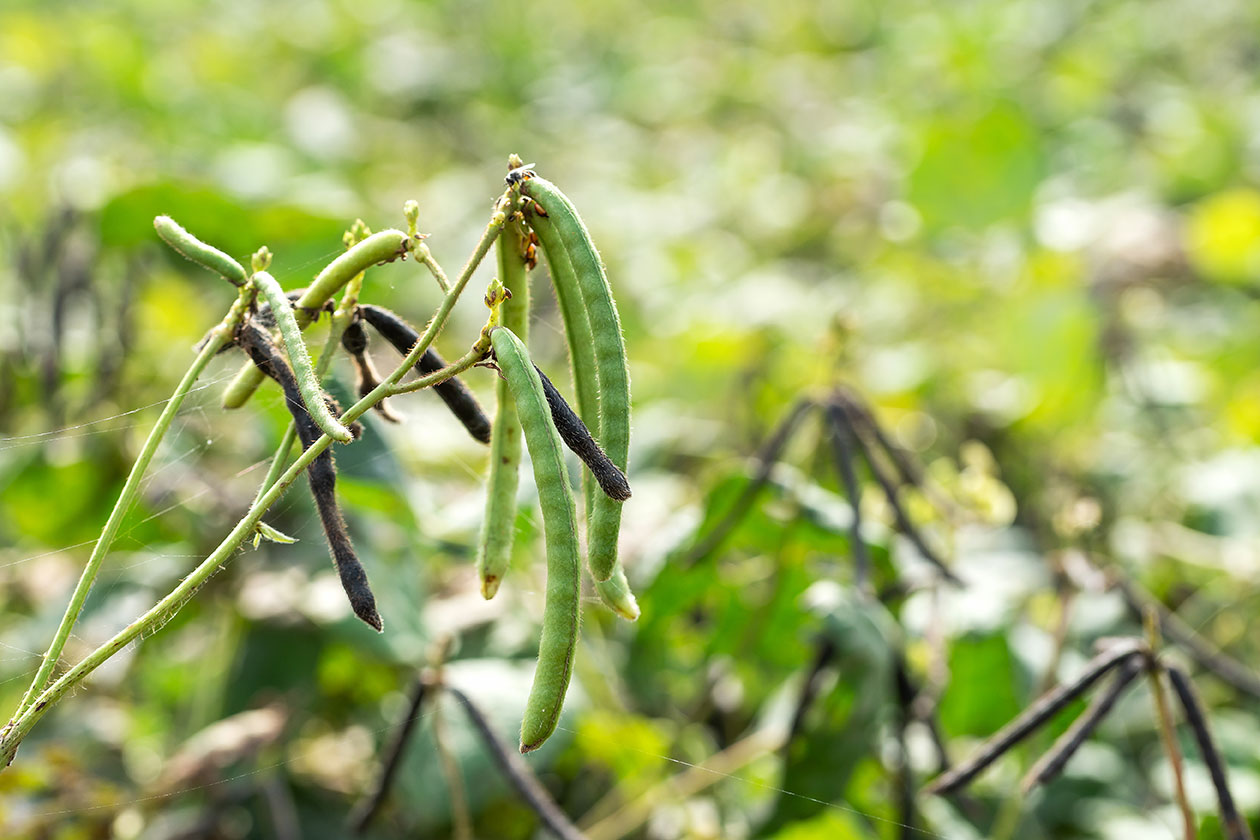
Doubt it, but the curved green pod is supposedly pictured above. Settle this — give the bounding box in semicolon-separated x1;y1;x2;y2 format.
222;229;411;409
521;177;630;584
477;221;532;599
252;271;354;443
490;326;580;753
154;216;248;287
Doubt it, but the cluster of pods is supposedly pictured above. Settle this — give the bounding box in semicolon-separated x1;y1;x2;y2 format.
153;158;637;752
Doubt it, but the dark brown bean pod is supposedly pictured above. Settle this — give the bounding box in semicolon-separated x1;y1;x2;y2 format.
357;304;492;443
347;677;429;833
237;322;382;632
1166;666;1255;840
828;401;962;586
445;686;586;840
1021;654;1144;792
922;639;1144;795
534;363;631;502
340;319;401;423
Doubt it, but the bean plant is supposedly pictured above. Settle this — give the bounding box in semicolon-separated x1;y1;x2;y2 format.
0;157;634;766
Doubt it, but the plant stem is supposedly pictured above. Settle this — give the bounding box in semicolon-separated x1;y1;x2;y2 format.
11;285;253;722
415;242;451;292
1145;610;1197;840
0;199;509;768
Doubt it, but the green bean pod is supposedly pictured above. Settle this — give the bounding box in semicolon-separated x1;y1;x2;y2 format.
222;229;411;409
527;213;601;475
521;177;631;584
252;271;354;443
490;326;580;753
594;566;640;621
154;216;248;287
477;220;532;599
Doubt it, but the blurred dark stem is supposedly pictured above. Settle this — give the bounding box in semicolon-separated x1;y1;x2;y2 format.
785;633;837;747
682;398;815;564
892;655;917;839
348;677;428;834
1114;575;1260;701
445;685;587;840
824;396;871;593
260;774;301;840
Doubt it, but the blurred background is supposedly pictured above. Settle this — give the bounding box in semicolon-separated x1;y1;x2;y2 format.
2;0;1259;837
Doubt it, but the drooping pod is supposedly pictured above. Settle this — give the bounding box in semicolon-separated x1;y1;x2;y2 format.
340;318;401;423
222;229;412;409
476;212;532;600
357;304;492;444
154;216;248;287
521;177;631;585
251;271;355;443
236;322;382;632
534;364;630;502
490;326;581;753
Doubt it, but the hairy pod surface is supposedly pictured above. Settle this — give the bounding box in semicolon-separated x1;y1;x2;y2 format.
222;229;411;409
154;216;248;287
594;565;640;621
477;219;532;599
357;304;492;443
535;364;630;502
252;271;354;443
490;326;581;753
237;323;382;632
520;178;630;585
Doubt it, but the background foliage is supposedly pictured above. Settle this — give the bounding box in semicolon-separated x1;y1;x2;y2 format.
2;0;1259;837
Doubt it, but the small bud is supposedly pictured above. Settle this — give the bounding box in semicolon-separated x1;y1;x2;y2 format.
251;246;272;273
403;200;420;237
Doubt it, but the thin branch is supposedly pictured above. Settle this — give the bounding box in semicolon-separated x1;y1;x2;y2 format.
414;241;451;292
260;774;301;840
432;695;473;840
828;402;961;585
893;655;918;839
1036;586;1076;696
683;398;816;563
1166;666;1255;840
1115;576;1260;701
348;678;430;834
12;283;253;721
785;634;837;746
922;639;1144;795
444;686;586;840
1145;612;1196;840
1021;654;1143;792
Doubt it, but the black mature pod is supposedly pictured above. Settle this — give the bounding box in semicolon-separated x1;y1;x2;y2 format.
357;304;492;443
340;318;401;423
237;322;382;632
533;363;631;502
